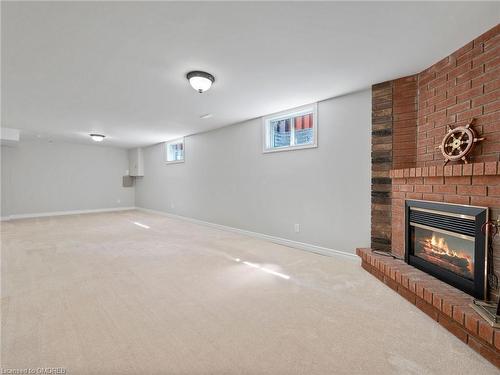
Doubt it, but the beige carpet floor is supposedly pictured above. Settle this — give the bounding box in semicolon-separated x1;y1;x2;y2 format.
1;210;497;374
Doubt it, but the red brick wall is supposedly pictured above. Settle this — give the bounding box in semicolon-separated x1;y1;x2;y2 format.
417;25;500;166
393;76;418;169
370;24;500;299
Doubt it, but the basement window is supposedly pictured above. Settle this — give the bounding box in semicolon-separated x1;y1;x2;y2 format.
164;138;184;163
262;103;317;153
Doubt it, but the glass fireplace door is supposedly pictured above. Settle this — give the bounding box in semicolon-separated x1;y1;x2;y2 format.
405;200;486;299
411;224;475;280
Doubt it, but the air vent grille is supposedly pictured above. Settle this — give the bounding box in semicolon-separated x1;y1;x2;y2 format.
409;209;475;237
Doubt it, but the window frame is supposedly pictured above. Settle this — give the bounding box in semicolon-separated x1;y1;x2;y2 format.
262;103;318;153
163;138;185;164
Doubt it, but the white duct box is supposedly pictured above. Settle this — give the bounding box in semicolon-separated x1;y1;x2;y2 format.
0;128;20;147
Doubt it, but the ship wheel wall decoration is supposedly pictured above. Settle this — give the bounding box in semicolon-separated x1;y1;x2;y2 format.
437;118;485;165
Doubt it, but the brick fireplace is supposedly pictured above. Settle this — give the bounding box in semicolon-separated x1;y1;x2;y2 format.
405;199;487;299
364;24;500;366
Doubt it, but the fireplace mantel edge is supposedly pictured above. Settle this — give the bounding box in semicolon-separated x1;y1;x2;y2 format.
390;161;500;179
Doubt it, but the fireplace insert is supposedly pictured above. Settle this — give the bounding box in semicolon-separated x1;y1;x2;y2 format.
405;200;488;299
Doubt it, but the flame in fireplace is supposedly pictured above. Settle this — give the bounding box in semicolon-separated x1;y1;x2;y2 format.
430;234;455;255
423;234;473;274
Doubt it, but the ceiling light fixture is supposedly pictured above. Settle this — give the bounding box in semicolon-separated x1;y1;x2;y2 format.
186;71;215;93
90;133;105;142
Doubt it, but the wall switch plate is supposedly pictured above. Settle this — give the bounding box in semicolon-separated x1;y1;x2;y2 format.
294;224;300;233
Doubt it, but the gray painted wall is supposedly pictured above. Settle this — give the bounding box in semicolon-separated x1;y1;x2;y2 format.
1;140;135;217
135;89;371;253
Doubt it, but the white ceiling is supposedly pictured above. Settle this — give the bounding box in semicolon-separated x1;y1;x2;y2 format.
2;2;499;148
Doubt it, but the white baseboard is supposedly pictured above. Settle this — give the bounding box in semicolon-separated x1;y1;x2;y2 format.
1;206;137;221
136;207;357;259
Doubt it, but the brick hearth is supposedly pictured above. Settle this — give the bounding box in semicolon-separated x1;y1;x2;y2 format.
357;248;500;367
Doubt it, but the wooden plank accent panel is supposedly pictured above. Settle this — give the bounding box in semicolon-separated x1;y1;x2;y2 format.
371;81;393;251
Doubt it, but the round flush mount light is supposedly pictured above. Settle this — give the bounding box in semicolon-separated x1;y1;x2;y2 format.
90;133;105;142
186;71;215;93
